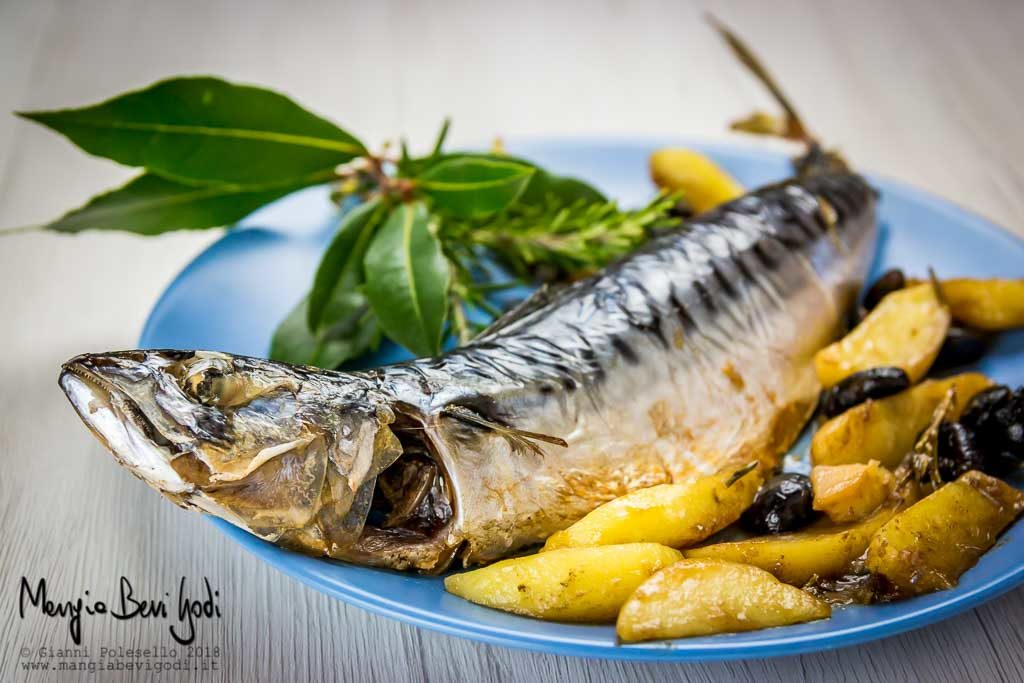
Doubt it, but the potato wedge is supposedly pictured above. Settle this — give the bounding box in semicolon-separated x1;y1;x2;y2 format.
649;148;744;214
444;544;682;622
814;283;950;387
865;471;1024;596
939;278;1024;331
811;460;895;523
811;372;992;469
542;466;762;551
686;496;913;585
616;559;830;642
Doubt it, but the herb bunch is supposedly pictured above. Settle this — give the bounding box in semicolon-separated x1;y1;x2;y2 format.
12;77;676;367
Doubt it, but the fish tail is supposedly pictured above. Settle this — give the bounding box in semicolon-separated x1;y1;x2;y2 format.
706;14;849;175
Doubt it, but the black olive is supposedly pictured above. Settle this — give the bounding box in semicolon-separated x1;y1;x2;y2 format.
1007;421;1024;448
995;389;1024;445
936;421;985;480
987;389;1024;465
931;327;992;372
862;269;906;311
818;367;911;419
846;304;869;331
740;473;815;535
984;450;1021;477
959;386;1024;476
960;385;1013;433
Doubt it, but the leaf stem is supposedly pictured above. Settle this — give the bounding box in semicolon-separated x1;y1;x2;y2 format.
0;223;45;236
451;294;472;344
472;280;525;292
473;297;503;319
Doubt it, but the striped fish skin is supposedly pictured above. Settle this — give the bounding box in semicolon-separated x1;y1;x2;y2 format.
59;171;877;573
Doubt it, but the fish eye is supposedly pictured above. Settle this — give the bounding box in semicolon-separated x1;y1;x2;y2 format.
182;367;230;406
177;357;244;407
178;357;299;408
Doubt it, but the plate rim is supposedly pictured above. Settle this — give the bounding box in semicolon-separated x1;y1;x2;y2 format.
207;518;1024;662
140;137;1024;661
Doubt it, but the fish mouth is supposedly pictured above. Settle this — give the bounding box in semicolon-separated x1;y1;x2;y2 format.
60;354;192;494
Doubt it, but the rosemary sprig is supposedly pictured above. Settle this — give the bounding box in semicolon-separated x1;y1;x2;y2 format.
445;193;680;282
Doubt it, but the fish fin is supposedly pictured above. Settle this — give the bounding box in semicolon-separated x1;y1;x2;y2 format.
441;404;568;457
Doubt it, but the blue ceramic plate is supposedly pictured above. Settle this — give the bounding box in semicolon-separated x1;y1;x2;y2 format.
140;139;1024;661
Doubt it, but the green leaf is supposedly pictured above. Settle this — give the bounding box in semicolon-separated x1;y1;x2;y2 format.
397;138;413;177
363;202;450;357
410;151;604;207
418;156;534;217
270;296;323;366
19;77;366;186
270;294;381;369
519;170;605;205
307;198;383;330
429;117;451;159
44;172;326;235
462;156;605;205
395;119;451;179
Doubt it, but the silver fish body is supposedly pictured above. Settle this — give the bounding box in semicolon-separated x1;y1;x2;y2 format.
60;171;877;572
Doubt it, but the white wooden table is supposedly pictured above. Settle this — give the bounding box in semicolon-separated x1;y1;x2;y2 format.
3;1;1023;680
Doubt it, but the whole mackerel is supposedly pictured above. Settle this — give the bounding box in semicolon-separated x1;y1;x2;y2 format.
60;170;877;572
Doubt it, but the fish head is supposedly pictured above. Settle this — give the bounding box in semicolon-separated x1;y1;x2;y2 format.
59;349;404;548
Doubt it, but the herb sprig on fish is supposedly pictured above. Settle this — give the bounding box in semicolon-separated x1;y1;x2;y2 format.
7;87;677;365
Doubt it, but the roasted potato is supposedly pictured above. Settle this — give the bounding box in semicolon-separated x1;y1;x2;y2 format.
811;372;992;469
444;543;683;622
542;466;762;551
936;278;1024;331
865;470;1024;595
811;460;895;523
686;497;913;586
814;283;950;387
649;148;744;214
616;559;830;642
